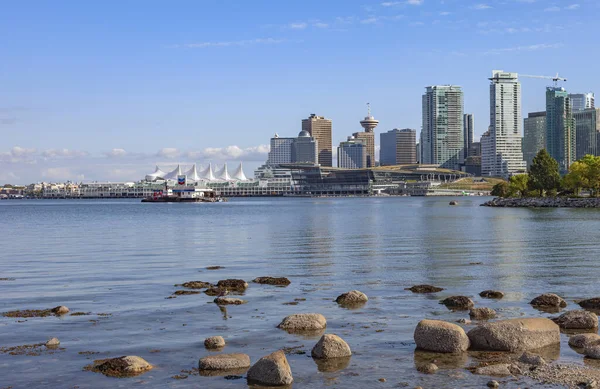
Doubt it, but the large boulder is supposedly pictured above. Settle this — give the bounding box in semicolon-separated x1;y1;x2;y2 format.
204;336;226;350
335;290;368;305
553;310;598;329
585;345;600;359
579;298;600;310
569;333;600;348
441;296;474;310
199;353;251;371
277;313;327;332
253;277;291;286
247;350;293;386
216;279;248;291
311;334;352;359
480;290;504;299
406;285;444;293
89;356;153;377
467;318;560;352
414;319;470;353
530;293;567;308
470;307;497;320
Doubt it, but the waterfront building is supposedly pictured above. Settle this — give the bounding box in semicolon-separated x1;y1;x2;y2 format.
337;136;367;169
570;93;595;111
574;108;600;160
291;130;319;164
487;70;527;177
480;129;494;176
302;114;333;167
267;134;294;165
380;128;417;165
464;114;474;159
352;104;378;167
421;85;464;170
546;87;576;172
523;111;547;169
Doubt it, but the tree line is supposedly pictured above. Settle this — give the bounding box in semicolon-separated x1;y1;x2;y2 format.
491;149;600;198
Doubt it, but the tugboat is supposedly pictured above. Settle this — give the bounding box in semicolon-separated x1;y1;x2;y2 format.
142;181;224;203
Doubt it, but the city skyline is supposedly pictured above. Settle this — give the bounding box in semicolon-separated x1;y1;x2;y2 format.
1;0;599;183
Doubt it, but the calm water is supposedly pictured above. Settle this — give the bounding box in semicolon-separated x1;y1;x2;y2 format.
1;197;600;388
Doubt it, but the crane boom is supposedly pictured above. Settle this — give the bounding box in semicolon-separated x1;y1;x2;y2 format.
520;73;567;86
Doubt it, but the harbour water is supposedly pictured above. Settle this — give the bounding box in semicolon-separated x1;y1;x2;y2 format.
2;197;600;388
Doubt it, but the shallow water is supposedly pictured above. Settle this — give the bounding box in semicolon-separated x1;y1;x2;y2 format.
1;197;600;388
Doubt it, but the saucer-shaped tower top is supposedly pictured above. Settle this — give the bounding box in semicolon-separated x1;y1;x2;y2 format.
359;102;379;133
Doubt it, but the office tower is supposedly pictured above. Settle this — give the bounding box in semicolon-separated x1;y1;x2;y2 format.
302;114;332;167
523;112;547;169
574;108;600;160
337;137;367;169
380;128;417;165
291;130;319;164
464;114;474;159
546;87;576;172
352;104;378;167
469;142;481;157
421;85;464;170
267;134;294;165
416;142;421;163
481;128;493;176
569;93;595;111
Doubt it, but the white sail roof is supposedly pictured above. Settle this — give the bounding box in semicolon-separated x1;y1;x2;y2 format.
199;163;216;181
215;164;232;181
232;163;248;181
185;164;202;182
145;165;167;181
163;165;182;180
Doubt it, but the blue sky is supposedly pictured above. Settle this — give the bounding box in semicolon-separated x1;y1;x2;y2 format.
0;0;597;183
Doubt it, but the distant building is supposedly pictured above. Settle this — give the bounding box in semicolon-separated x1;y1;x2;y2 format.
464;114;474;159
570;93;595;111
303;114;333;167
421;85;464;170
481;129;494;176
464;156;481;176
487;70;527;177
380;128;417;165
574;108;600;160
267;134;294;165
469;141;481;157
352;104;378;167
546;87;576;172
338;137;367;169
416;142;421;163
523;111;547;169
291;130;319;164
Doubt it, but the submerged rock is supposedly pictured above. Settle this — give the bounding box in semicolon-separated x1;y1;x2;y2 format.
519;351;547;366
199;353;251;371
277;313;327;332
417;363;438;374
204;287;224;296
87;356;153;377
470;307;497;320
406;285;444;293
252;277;291;286
214;297;247;305
449;201;458;206
480;290;504;299
414;319;470;353
247;350;293;386
487;380;500;388
441;296;474;310
530;293;567;308
569;333;600;349
173;290;200;296
475;364;512;377
179;281;211;289
204;336;226;350
311;334;351;359
468;318;560;352
216;279;248;291
335;290;368;305
579;298;600;310
553;310;598;329
457;318;472;325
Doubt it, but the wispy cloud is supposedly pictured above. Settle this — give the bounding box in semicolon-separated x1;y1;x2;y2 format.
104;148;128;158
484;43;563;55
544;6;560;11
565;4;580;10
175;38;286;49
381;0;423;6
288;22;307;30
41;149;89;159
472;4;492;10
360;17;379;24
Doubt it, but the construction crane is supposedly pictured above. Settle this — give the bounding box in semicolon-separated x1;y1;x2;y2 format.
520;73;567;87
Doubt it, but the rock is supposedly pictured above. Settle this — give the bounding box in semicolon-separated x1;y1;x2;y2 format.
335;290;368;305
173;290;200;295
441;296;474;310
585;345;600;359
468;318;560;352
314;356;351;372
89;356;153;377
569;333;600;348
585;380;599;389
474;364;512;377
553;310;598;329
416;363;438;374
277;313;327;332
45;337;60;347
216;279;248;291
414;319;470;353
579;298;600;310
470;307;497;320
519;351;547;366
449;201;458;206
530;293;567;308
180;281;211;289
247;350;293;386
487;380;500;388
204;336;226;350
457;318;472;324
252;277;291;286
205;287;224;296
199;353;251;371
311;334;351;359
379;378;387;382
51;306;69;315
480;290;504;299
405;285;444;293
214;297;247;305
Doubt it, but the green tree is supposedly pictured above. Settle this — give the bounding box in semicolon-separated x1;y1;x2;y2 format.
491;181;510;197
509;174;529;197
528;149;561;197
564;155;600;196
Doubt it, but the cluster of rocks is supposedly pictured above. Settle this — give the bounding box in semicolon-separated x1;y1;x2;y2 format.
3;305;70;318
170;277;291;303
482;197;600;208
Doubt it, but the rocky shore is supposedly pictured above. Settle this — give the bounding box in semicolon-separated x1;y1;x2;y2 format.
482;197;600;208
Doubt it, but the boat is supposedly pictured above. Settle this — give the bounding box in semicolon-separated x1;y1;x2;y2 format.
141;183;225;203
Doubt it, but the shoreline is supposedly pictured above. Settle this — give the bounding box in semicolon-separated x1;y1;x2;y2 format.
482;197;600;208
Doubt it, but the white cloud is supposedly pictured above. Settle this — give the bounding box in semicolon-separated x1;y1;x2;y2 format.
289;22;307;30
42;149;88;159
0;146;37;164
156;148;181;159
186;145;269;161
381;0;422;5
104;148;128;158
472;4;492;10
178;38;285;49
484;43;563;55
41;167;84;181
565;4;580;10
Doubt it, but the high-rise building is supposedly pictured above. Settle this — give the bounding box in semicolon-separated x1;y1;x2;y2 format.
380;128;417;165
302;114;332;167
469;142;481;157
481;128;494;176
421;85;464;170
487;70;527;177
337;137;367;169
292;130;319;164
463;114;474;159
523;111;546;169
267;134;294;165
569;93;595;111
416;142;421;163
574;108;600;160
546;87;576;172
352;104;378;167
